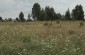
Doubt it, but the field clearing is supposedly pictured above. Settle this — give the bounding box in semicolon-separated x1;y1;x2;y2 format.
0;21;85;55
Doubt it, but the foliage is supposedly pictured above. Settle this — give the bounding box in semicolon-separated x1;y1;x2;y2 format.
8;18;12;22
45;6;57;21
56;13;62;20
0;3;85;22
0;3;85;21
15;17;20;22
39;8;46;21
19;12;25;22
0;16;2;21
27;13;33;22
71;5;84;20
65;9;71;20
32;3;41;20
27;13;31;21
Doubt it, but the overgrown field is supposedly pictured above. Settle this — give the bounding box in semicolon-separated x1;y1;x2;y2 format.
0;21;85;55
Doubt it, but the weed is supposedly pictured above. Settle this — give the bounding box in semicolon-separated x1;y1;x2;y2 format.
68;30;75;35
79;21;84;27
43;21;52;26
56;20;60;24
43;22;48;26
22;36;31;43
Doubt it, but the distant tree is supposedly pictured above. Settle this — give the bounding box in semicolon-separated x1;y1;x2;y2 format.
15;17;20;22
39;8;46;21
0;16;2;21
5;18;8;22
32;3;41;20
27;13;32;21
19;12;25;22
61;15;65;20
71;5;79;20
71;5;84;20
56;13;62;19
65;9;71;20
78;5;84;20
45;6;50;20
45;6;56;21
28;13;31;20
8;18;12;22
50;7;56;21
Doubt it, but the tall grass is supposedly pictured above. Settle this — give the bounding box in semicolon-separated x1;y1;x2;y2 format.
0;21;84;55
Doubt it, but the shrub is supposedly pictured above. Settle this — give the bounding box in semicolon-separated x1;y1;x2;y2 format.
56;20;60;24
43;21;52;27
22;36;31;43
43;22;48;26
68;30;75;35
79;21;84;27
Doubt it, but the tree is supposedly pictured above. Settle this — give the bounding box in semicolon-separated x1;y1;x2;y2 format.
27;13;32;21
45;6;56;21
0;16;2;21
45;6;50;20
39;8;46;21
15;17;20;22
32;3;41;20
71;5;84;20
8;18;12;22
19;12;25;22
61;15;65;20
65;9;71;20
5;18;8;22
56;13;62;20
28;14;31;20
78;5;84;20
50;7;56;21
71;5;79;20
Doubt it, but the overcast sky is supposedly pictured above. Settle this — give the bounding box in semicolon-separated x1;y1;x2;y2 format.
0;0;85;19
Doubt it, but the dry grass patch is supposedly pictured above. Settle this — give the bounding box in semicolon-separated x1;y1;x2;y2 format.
0;21;84;55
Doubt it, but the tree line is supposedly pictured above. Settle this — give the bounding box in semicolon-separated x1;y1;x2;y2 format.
0;3;84;22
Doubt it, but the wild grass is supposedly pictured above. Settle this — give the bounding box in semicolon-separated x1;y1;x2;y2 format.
0;21;85;55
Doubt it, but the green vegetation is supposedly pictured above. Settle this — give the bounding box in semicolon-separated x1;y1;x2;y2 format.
32;3;41;20
79;21;84;27
19;12;26;22
65;9;71;20
71;5;84;20
0;21;85;55
0;3;84;22
0;2;85;55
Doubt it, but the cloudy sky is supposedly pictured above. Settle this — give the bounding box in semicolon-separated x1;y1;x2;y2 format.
0;0;85;19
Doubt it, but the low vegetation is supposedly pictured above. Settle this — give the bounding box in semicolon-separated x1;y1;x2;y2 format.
0;21;85;55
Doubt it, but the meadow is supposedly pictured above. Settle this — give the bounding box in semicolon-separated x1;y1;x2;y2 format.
0;21;85;55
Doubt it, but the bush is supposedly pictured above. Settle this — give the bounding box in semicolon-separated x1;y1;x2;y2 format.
68;30;75;35
56;20;60;24
79;21;84;27
43;21;52;26
43;22;48;26
22;36;31;43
